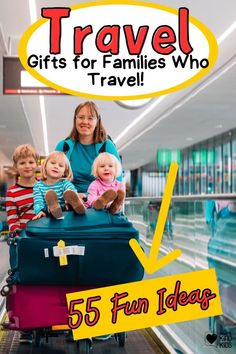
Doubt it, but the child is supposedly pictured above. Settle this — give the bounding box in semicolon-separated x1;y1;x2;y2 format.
33;151;85;219
87;152;125;214
6;144;39;233
6;144;39;344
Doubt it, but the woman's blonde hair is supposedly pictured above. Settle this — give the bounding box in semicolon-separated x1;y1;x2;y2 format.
41;151;73;181
68;101;107;143
92;153;122;179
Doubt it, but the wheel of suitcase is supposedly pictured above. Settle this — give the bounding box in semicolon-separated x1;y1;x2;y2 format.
0;284;11;297
6;276;14;285
34;329;42;347
7;234;17;246
77;339;91;354
115;332;127;347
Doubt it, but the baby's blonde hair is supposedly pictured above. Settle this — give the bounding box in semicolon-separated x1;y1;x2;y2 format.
92;152;122;178
41;151;73;181
13;144;39;166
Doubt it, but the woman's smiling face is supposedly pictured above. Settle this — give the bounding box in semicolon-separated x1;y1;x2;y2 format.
75;105;98;139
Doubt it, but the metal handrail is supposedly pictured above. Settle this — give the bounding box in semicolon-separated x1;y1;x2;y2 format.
125;193;236;202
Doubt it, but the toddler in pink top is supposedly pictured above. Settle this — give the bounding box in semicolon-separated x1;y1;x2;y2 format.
87;153;125;214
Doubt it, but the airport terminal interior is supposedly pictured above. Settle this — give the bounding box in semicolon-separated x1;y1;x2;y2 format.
0;1;236;354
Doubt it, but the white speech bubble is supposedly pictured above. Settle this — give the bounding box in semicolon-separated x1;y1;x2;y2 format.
19;1;218;99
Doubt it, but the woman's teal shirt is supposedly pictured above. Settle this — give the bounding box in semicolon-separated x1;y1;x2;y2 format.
55;138;122;193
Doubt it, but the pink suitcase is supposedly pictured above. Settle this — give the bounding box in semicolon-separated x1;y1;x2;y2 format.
6;284;92;330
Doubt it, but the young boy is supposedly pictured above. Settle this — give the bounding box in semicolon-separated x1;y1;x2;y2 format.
6;144;39;233
5;144;39;343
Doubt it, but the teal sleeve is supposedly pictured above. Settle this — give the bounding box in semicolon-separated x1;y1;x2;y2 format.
105;140;122;181
55;140;64;152
33;184;46;214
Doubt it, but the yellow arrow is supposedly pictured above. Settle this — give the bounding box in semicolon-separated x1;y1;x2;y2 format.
129;162;182;274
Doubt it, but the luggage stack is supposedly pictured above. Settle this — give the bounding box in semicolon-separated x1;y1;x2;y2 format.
2;209;144;330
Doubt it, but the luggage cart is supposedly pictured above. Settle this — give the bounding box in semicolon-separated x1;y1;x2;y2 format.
2;209;140;352
33;326;127;353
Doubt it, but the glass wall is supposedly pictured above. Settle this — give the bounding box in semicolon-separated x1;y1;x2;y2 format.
233;140;236;193
223;142;231;193
214;145;222;194
129;128;236;196
125;196;236;354
207;143;215;193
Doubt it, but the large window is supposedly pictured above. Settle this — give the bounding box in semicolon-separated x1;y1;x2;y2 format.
189;152;195;194
233;140;236;193
183;154;189;195
178;162;183;195
201;148;207;194
207;145;215;193
223;142;231;193
136;129;236;197
215;145;222;194
193;149;201;194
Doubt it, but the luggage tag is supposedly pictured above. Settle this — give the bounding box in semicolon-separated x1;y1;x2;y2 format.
44;240;85;267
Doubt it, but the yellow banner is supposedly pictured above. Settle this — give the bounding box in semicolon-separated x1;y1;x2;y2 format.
66;268;222;340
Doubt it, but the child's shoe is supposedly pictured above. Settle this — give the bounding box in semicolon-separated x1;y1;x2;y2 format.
45;190;63;219
63;190;85;214
108;190;125;214
93;190;117;210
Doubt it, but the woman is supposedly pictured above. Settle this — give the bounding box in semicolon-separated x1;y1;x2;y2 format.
55;101;122;199
56;101;122;341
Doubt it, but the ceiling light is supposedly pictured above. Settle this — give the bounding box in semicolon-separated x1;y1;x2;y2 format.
217;21;236;44
216;124;223;129
39;96;49;156
114;96;167;144
28;0;37;24
186;137;193;141
0;24;8;54
116;98;153;109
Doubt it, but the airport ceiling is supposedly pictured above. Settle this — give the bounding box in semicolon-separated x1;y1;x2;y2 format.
0;0;236;169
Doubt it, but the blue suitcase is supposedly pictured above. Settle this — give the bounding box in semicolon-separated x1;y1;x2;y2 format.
8;209;144;286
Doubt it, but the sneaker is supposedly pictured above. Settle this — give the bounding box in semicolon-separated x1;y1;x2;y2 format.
93;334;113;341
19;331;33;344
